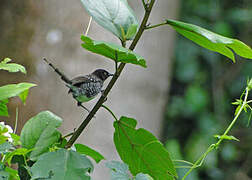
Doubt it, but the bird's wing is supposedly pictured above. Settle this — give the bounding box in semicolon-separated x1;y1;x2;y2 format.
70;75;98;87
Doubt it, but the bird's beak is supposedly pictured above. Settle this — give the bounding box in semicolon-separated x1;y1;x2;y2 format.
109;73;114;76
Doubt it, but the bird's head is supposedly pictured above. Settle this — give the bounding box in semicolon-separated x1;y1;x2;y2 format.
92;69;113;81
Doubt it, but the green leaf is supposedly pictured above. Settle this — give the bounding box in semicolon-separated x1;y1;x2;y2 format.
20;111;62;160
0;100;8;117
114;116;177;180
18;89;29;105
125;24;138;40
0;83;36;102
80;0;138;40
105;161;130;180
5;167;20;180
10;133;21;146
31;149;93;180
214;135;240;141
0;58;26;74
81;36;146;68
4;148;31;166
166;19;252;62
135;173;153;180
75;144;105;163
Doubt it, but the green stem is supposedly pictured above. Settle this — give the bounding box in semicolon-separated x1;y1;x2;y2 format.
145;22;167;30
14;107;18;134
101;105;118;121
65;0;156;149
182;87;250;180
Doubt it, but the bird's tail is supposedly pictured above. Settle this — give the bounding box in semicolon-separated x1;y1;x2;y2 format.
43;57;72;84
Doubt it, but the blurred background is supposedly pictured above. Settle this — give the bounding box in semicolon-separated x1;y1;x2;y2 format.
0;0;252;180
164;0;252;180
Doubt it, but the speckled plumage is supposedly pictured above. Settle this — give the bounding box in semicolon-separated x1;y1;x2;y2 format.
68;69;113;103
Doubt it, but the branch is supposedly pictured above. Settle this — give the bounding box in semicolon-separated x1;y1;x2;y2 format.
65;0;156;148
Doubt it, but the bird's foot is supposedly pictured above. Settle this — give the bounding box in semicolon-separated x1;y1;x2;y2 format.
77;102;91;113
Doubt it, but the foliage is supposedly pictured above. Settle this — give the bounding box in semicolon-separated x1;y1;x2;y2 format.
164;0;252;179
0;0;251;179
81;36;146;67
80;0;138;41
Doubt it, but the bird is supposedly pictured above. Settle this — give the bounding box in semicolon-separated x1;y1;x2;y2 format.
43;58;113;112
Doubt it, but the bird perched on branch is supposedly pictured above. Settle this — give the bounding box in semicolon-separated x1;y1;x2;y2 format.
43;58;113;112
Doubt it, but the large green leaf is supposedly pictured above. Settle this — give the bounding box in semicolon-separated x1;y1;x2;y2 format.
20;111;62;160
166;19;252;62
0;99;8;117
0;83;36;103
81;36;146;67
30;149;93;180
75;144;105;163
80;0;138;40
114;117;177;180
0;58;26;74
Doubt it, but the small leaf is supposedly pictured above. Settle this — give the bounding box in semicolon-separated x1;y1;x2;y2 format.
105;161;130;180
80;0;138;40
114;116;177;180
20;111;63;160
18;89;29;105
125;24;138;40
0;58;26;74
166;19;252;62
75;144;105;163
31;149;93;180
232;99;242;105
0;100;8;117
235;105;242;115
0;83;36;102
10;133;21;146
214;135;239;141
81;36;146;67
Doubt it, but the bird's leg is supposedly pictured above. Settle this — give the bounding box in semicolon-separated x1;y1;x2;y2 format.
77;102;91;113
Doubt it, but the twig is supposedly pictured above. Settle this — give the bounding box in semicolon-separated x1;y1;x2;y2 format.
14;107;18;134
182;87;250;180
85;16;93;36
65;0;156;149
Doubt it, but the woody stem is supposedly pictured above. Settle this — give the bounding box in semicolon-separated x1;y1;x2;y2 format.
65;0;156;148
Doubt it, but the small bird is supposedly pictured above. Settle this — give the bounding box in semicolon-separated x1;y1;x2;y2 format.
43;58;113;112
67;69;113;104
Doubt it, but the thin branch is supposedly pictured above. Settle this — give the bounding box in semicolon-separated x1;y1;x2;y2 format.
182;87;250;180
65;0;156;149
14;107;18;134
145;22;167;30
85;16;93;36
141;0;147;10
62;132;74;139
